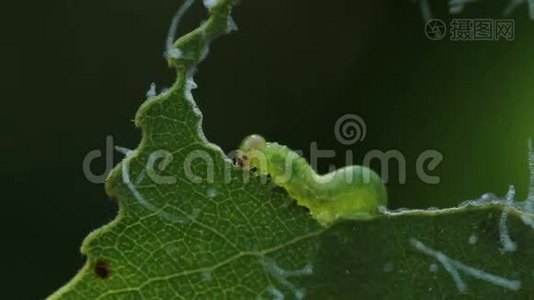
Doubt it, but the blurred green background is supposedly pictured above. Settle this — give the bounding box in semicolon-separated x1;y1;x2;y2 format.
0;0;532;298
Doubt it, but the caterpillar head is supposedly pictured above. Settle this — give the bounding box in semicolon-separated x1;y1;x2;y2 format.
237;134;267;170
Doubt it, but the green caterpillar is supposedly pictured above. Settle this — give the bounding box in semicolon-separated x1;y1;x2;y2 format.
237;135;388;226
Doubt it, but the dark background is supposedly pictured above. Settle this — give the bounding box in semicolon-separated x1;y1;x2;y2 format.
1;0;533;298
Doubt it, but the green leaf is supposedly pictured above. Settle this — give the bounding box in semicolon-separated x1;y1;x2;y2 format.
49;1;534;299
307;206;534;299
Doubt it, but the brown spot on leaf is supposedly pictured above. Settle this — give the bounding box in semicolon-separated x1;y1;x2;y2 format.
94;260;110;279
